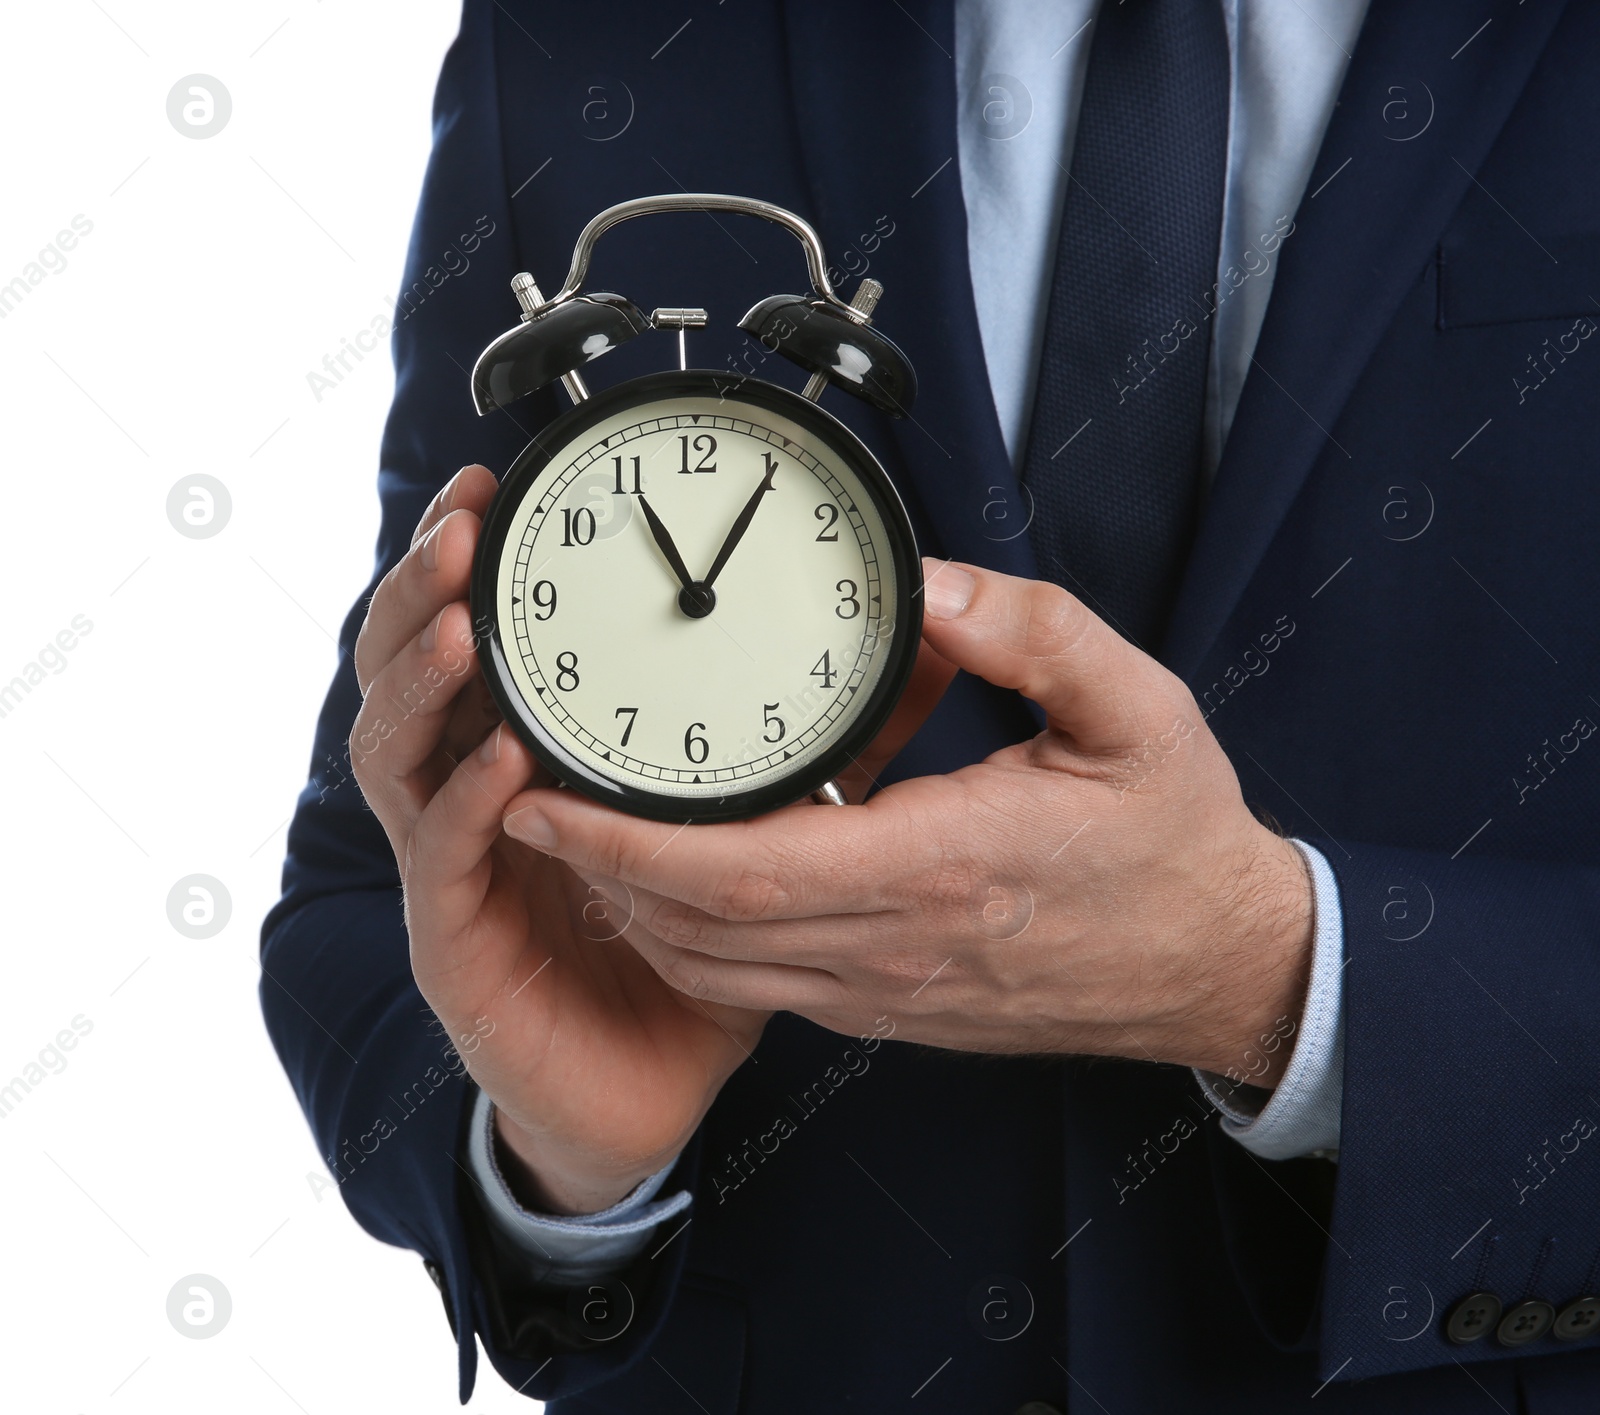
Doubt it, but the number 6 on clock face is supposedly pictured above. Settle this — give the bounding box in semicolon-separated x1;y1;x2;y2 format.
471;371;923;823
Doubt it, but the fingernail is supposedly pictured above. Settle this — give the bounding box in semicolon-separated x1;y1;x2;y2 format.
923;565;975;619
420;606;445;652
505;806;557;850
420;521;445;572
477;724;502;764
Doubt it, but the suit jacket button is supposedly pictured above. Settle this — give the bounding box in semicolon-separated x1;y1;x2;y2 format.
1445;1291;1501;1344
1012;1405;1062;1415
1497;1299;1555;1346
1553;1296;1600;1342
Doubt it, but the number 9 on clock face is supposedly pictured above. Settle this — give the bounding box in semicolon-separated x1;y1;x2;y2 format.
471;371;923;822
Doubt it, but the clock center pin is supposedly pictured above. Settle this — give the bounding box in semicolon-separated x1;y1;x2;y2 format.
678;582;717;619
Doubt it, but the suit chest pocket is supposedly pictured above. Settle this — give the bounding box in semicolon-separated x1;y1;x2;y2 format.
1438;229;1600;329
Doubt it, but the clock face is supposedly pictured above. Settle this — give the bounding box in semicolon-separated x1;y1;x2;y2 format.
473;371;921;822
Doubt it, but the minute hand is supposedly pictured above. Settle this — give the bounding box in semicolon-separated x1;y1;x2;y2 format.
702;454;779;588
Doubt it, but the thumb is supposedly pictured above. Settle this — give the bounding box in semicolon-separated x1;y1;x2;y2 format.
917;557;1176;755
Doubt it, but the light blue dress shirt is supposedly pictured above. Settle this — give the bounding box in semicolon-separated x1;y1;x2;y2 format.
468;0;1368;1277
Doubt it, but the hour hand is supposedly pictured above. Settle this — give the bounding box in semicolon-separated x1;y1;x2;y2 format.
637;495;694;590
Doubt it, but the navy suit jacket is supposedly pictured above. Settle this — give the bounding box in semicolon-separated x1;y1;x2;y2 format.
262;2;1600;1409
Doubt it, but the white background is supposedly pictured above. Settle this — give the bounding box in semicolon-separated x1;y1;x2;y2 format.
0;2;539;1409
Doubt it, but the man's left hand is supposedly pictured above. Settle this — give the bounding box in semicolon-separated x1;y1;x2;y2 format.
503;559;1314;1084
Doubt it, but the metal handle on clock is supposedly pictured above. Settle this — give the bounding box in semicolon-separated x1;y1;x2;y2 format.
811;780;848;807
539;194;867;321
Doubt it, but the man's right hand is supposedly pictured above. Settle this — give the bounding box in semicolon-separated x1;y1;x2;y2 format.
350;465;769;1215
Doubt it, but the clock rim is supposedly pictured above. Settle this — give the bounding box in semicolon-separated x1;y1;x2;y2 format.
470;368;924;824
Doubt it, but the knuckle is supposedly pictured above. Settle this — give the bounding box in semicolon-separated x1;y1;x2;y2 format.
370;560;402;611
1021;582;1092;664
708;862;791;922
923;855;979;909
352;625;374;695
348;702;395;777
877;949;944;990
588;832;637;884
648;898;714;951
348;716;375;782
414;489;447;545
1170;683;1205;730
400;833;427;888
661;953;715;1002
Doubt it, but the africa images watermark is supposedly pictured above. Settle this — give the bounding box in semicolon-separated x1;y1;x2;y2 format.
306;1019;479;1201
1514;1115;1595;1205
305;214;497;403
0;214;94;320
1114;215;1296;404
1512;711;1595;806
0;614;95;722
0;1016;94;1120
717;213;896;387
316;610;495;807
1197;614;1297;720
709;1015;896;1203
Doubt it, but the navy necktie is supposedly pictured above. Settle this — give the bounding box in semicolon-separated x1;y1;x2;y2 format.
1020;0;1230;653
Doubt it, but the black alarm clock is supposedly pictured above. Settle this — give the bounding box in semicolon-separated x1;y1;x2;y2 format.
468;194;922;823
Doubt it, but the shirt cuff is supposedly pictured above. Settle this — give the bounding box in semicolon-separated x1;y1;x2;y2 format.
1193;839;1345;1161
465;1086;693;1284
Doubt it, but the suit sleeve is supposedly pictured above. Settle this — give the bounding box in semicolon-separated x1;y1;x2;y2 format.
1308;837;1600;1382
258;3;697;1402
1206;830;1600;1383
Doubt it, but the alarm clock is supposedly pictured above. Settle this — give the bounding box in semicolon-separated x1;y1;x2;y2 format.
468;194;922;823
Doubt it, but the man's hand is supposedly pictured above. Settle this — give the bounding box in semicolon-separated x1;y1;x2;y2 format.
502;559;1315;1085
348;470;953;1215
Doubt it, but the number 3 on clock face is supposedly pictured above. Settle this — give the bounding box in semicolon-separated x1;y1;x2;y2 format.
471;371;923;822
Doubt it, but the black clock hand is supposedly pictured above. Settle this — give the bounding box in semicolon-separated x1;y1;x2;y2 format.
637;495;695;591
703;454;779;588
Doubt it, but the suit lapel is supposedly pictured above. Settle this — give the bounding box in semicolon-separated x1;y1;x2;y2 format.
780;0;1038;581
779;0;1567;677
1163;0;1571;679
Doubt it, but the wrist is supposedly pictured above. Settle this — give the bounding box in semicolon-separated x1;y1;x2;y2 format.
490;1107;678;1216
1186;830;1315;1086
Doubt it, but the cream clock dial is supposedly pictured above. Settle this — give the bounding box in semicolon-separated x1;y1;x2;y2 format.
473;372;922;822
